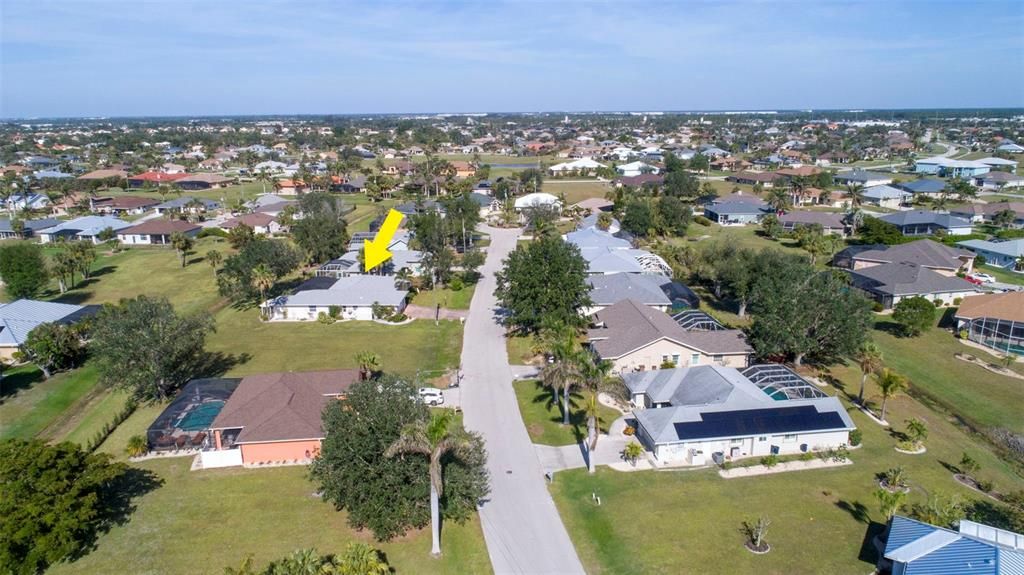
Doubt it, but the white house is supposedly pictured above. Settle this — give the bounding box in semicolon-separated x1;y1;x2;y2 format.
37;216;132;244
117;219;202;245
862;185;912;209
548;157;605;175
616;161;660;177
261;275;408;321
626;364;855;465
514;192;561;211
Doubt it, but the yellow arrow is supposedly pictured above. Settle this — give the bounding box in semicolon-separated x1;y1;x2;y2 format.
363;208;404;272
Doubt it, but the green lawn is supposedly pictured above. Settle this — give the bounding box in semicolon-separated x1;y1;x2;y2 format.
513;380;621;446
41;237;231;315
0;363;101;440
48;457;491;575
979;264;1024;286
205;307;464;378
544;181;610;205
870;315;1024;434
104;181;266;205
551;359;1024;575
48;388;133;446
506;334;539;365
411;285;476;310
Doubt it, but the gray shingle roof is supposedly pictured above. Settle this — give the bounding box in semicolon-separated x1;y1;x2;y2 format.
878;210;972;230
271;275;407;308
588;299;751;358
848;262;980;297
851;239;973;271
587;273;673;307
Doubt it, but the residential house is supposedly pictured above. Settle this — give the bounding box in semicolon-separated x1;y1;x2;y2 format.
954;291;1024;356
834;170;894;188
877;210;973;237
548;157;605;176
127;171;188;188
847;261;981;309
615;174;664;188
587;299;752;373
976;156;1018;171
76;168;129;181
778;211;848;236
175;173;234;190
625;364;855;465
834;240;975;275
117;219;201;245
275;179;306;195
3;193;50;211
616;161;659;177
514;192;561;211
0;299;97;360
261;275;408;321
862;185;912;209
974;170;1024;190
37;215;132;243
584;273;690;315
0;217;61;240
727;171;783;188
896;178;947;199
951;201;1024;226
879;516;1023;575
90;196;159;215
154;197;220;215
202;370;362;467
914;156;991;179
576;212;621;234
220;213;282;236
704;193;770;225
957;238;1024;271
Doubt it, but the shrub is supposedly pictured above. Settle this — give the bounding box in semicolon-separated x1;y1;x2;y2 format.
959;452;980;475
623;425;635;436
760;454;780;468
849;429;863;446
328;305;341;319
959;329;969;339
317;311;336;324
896;440;918;452
933;299;944;307
976;479;994;493
448;276;465;291
659;360;676;369
799;451;814;461
893;295;937;337
389;313;408;323
125;434;148;457
197;227;228;239
953;297;963;306
86;399;137;453
872;301;884;313
693;215;712;226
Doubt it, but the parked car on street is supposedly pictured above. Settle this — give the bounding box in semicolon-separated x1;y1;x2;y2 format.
418;387;445;406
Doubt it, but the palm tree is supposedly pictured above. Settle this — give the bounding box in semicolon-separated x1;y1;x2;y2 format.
874;368;908;422
385;410;474;556
846;183;865;208
905;418;928;448
765;188;791;214
251;263;275;303
854;341;883;405
874;487;907;521
206;250;223;275
354;351;381;381
539;326;583;425
336;542;390;575
255;169;273;195
170;231;194;268
578;354;613;468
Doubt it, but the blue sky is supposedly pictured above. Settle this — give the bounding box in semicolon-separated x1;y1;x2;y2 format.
2;0;1022;118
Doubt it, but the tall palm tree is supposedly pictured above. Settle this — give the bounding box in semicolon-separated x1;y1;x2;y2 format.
251;264;275;304
255;169;273;195
846;183;865;208
578;354;613;471
874;487;906;521
206;250;222;275
354;350;381;381
766;188;791;214
854;341;883;405
905;418;928;447
386;410;474;557
874;368;908;422
170;231;194;268
539;327;583;425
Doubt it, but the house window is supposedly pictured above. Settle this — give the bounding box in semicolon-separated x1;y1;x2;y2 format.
758;436;767;442
308;306;317;315
662;355;670;364
783;434;798;443
672;354;680;365
730;438;743;444
713;355;723;364
690;353;700;366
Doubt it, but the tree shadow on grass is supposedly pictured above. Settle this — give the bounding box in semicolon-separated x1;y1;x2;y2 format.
0;367;44;401
874;320;905;337
526;381;587;443
52;290;97;305
72;466;164;561
836;499;871;524
194;350;251;378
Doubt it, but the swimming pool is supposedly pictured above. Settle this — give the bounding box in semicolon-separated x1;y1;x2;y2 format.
176;401;226;431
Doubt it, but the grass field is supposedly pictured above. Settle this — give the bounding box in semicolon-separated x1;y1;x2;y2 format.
869;314;1024;434
551;358;1024;575
506;334;539;365
205;307;464;378
978;263;1024;286
48;457;491;575
513;380;621;446
0;364;100;440
544;180;611;205
411;285;476;310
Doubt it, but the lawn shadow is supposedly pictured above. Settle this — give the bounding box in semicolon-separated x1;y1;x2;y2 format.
874;320;905;337
835;499;871;524
71;466;164;561
937;460;959;475
527;382;587;442
0;367;44;401
52;290;96;305
194;350;251;377
938;307;958;329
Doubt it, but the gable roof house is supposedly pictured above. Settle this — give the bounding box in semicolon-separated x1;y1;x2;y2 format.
862;185;912;209
704;193;770;225
261;275;408;322
624;364;855;465
117;219;202;245
957;238;1024;271
877;210;974;237
587;299;752;373
834;170;894;188
0;217;61;240
584;273;697;315
778;211;848;236
37;215;132;244
153;197;221;214
974;170;1024;190
89;196;160;215
204;370;361;467
896;178;947;198
175;173;234;190
220;212;282;236
0;299;97;360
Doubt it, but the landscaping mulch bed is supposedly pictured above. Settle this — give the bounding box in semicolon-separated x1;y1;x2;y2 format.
953;473;1003;503
744;542;771;554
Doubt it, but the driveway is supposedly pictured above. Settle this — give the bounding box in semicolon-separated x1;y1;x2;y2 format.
460;225;586;575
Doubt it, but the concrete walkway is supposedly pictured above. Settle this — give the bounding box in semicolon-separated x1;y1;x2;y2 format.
404;304;467;321
460;225;586;575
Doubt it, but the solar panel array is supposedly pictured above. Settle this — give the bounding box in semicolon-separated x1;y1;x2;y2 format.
742;364;828;400
673;405;846;439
